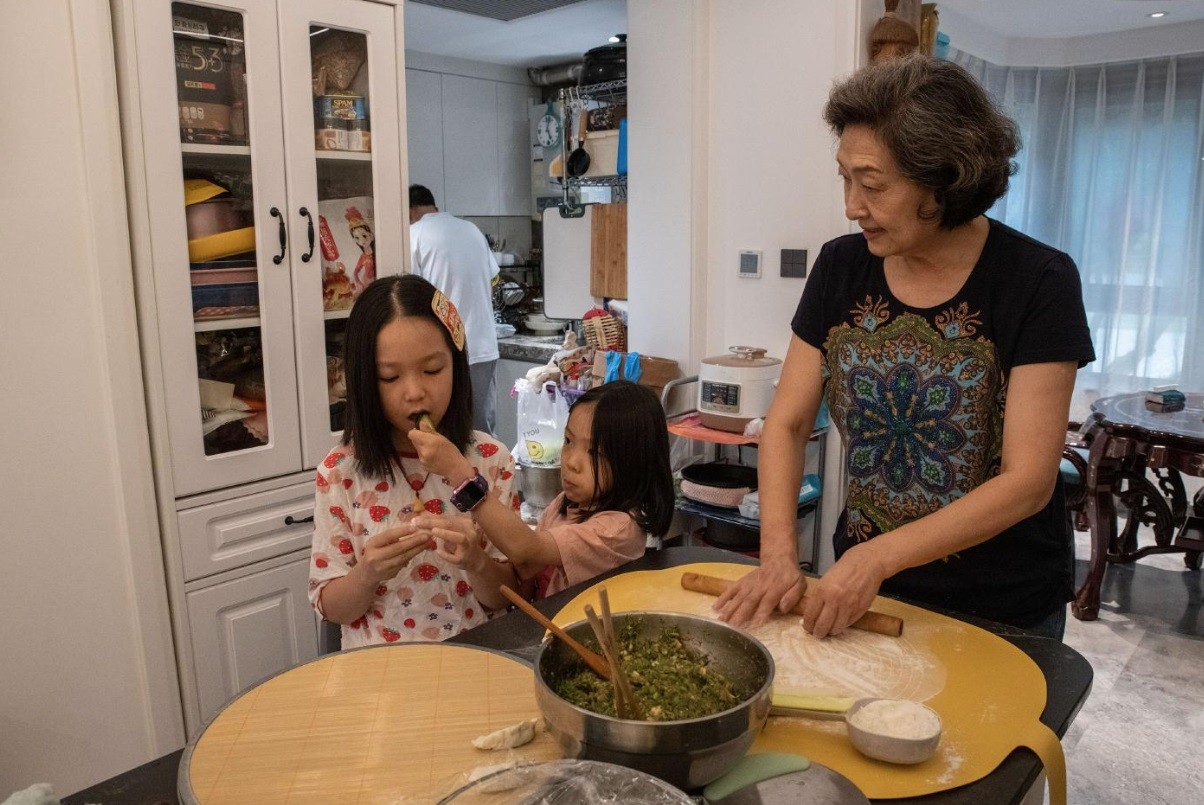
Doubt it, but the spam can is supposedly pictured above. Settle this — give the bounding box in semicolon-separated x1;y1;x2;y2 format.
315;93;367;123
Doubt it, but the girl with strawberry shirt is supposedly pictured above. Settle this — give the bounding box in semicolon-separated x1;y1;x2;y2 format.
409;380;675;600
309;275;521;648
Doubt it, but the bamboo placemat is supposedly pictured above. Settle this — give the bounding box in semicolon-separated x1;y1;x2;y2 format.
181;644;561;804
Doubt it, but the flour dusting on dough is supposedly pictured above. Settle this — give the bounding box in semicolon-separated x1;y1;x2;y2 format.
674;597;946;701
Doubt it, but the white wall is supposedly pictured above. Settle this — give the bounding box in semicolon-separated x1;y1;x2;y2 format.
0;0;183;796
628;0;861;567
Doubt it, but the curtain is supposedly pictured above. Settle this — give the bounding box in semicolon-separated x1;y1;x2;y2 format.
950;48;1204;420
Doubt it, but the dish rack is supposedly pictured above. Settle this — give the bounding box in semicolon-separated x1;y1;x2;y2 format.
582;311;625;351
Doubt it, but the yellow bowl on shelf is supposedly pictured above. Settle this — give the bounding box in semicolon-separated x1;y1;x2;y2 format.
188;226;256;263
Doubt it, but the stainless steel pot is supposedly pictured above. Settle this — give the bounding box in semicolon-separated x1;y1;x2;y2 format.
517;460;561;509
535;612;774;790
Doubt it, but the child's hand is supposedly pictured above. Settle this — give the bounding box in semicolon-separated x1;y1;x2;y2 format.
408;425;474;484
413;513;490;575
355;520;434;584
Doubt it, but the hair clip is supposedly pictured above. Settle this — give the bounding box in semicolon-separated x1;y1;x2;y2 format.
431;289;466;352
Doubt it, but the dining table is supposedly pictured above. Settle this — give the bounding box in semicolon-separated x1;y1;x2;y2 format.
62;546;1092;805
1071;391;1204;620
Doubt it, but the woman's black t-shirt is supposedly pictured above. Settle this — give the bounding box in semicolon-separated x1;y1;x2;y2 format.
791;218;1095;627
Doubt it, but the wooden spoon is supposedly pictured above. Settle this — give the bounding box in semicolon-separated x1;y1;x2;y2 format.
499;585;611;679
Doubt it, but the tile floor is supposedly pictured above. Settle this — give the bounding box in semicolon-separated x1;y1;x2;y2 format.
1062;530;1204;804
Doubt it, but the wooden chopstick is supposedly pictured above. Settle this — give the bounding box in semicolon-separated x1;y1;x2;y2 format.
584;605;630;718
499;585;611;679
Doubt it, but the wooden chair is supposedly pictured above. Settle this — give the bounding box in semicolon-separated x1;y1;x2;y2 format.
1061;421;1092;532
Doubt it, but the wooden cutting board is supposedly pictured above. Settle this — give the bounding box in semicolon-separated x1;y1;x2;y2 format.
181;644;561;804
553;563;1067;804
590;202;627;299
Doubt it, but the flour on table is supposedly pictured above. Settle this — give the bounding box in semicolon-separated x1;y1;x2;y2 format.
679;599;946;701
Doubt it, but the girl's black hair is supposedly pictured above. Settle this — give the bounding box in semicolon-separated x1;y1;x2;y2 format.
340;274;474;482
562;380;674;536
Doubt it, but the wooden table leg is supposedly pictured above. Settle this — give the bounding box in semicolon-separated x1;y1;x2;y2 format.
1073;433;1119;621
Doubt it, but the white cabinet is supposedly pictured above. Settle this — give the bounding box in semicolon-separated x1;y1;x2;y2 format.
186;551;318;723
409;71;537;216
405;67;446;206
115;0;406;734
442;74;502;215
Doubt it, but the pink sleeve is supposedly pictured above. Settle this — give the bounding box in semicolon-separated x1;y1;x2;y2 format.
542;510;646;588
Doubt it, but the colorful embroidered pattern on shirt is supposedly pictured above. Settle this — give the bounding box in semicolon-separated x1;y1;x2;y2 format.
823;298;1004;541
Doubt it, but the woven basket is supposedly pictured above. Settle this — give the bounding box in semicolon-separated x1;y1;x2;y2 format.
582;313;626;351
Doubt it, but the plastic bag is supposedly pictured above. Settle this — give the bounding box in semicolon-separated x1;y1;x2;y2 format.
514;379;569;464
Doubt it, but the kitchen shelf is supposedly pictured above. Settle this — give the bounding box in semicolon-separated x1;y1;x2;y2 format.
182;143;251;156
676;498;818;531
314;150;372;162
194;315;260;332
323;308;351;321
570;78;627;105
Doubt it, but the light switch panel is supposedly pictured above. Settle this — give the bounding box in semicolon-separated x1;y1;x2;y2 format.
739;250;762;278
780;248;808;278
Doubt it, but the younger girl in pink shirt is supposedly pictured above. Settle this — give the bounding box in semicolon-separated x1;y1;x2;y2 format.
410;380;674;598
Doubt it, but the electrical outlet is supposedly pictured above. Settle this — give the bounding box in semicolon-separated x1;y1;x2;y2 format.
739;250;762;278
780;248;808;278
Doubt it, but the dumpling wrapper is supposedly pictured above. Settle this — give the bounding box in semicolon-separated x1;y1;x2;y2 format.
471;717;540;751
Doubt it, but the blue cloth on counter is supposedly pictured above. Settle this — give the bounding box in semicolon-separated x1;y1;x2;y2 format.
604;349;623;383
624;351;642;382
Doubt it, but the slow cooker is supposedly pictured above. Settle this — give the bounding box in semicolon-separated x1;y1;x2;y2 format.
697;346;782;432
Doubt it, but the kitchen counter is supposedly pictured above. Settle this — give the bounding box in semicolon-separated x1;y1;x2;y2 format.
497;333;563;363
63;547;1091;805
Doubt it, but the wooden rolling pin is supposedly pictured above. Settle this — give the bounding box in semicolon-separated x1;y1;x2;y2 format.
680;572;904;637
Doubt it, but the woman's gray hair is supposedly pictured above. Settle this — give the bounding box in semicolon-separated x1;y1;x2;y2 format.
824;54;1020;229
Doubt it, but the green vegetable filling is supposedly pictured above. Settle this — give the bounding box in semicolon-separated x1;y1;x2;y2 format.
552;623;745;721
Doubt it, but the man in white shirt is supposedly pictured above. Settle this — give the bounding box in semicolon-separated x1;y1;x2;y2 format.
409;184;500;434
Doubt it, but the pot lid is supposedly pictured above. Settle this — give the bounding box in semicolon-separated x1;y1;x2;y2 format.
701;346;782;368
585;34;626;57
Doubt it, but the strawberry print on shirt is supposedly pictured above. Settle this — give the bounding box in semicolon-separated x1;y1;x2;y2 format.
308;430;519;649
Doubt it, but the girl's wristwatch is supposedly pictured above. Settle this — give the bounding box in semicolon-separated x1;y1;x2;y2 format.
450;472;489;512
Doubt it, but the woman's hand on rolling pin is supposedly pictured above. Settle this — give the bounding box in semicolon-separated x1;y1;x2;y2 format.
802;542;888;638
713;555;806;629
354;520;433;585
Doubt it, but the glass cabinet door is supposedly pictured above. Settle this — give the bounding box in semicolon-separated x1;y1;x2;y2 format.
279;0;403;470
135;0;301;496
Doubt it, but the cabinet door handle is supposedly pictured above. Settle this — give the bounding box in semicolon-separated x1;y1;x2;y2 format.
270;206;287;264
299;207;315;262
285;515;315;526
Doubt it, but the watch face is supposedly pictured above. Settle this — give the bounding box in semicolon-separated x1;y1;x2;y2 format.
537;114;561;148
452;474;489;512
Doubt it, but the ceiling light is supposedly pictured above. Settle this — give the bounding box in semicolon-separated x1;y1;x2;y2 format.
1148;12;1167;18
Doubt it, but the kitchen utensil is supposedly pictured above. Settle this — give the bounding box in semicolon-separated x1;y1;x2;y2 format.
770;695;942;766
499;585;612;680
580;34;627;85
703;755;869;805
567;107;591;177
583;601;641;719
535;611;774;790
680;572;904;637
524;313;571;335
516;460;561;509
680;462;758;509
698;346;783;433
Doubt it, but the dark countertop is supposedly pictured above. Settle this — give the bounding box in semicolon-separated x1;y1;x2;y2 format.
63;547;1092;804
497;333;563;363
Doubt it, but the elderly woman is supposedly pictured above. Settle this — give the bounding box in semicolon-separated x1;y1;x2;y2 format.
716;56;1094;640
